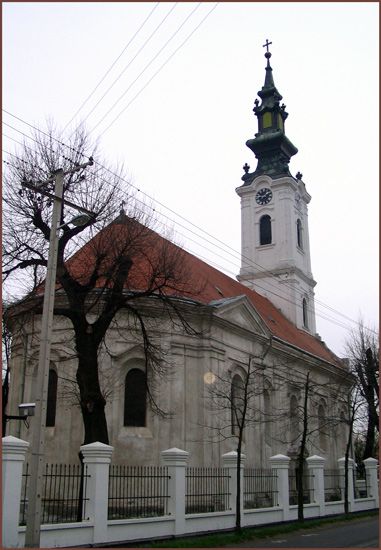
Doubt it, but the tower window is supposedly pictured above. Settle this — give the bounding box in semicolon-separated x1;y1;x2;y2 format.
302;298;309;328
46;369;58;427
259;215;272;245
124;368;147;427
262;111;272;128
297;219;303;249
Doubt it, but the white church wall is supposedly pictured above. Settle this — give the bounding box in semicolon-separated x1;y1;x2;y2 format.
6;300;349;469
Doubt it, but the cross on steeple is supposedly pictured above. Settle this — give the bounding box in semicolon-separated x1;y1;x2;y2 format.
262;39;272;53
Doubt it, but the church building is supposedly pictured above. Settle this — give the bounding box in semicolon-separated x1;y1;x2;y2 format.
6;46;351;469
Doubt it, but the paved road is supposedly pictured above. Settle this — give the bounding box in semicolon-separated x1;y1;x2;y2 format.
229;516;379;547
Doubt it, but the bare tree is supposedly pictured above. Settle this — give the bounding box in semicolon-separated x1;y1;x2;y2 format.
345;320;379;460
2;313;12;436
205;343;282;531
3;124;200;446
204;344;351;525
272;368;351;522
340;383;364;515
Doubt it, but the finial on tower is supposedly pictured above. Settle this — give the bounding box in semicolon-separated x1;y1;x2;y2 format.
263;39;272;65
120;200;126;215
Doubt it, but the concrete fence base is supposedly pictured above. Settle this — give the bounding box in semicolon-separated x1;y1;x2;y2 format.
2;437;379;548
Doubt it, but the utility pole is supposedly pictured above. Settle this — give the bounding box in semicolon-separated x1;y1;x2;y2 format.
24;158;93;548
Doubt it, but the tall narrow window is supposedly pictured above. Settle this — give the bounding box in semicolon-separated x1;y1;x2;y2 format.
124;369;146;427
297;219;303;249
259;215;272;245
290;395;299;444
302;298;309;328
46;369;58;427
318;404;327;451
264;389;271;445
231;374;245;435
339;410;347;454
262;111;272;129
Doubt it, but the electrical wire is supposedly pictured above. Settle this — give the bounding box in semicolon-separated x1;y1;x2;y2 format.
87;2;203;135
63;2;161;133
0;116;368;317
72;2;180;134
2;114;374;334
2;110;378;337
95;3;219;138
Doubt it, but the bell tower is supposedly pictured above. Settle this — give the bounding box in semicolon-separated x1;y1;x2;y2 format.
236;41;317;334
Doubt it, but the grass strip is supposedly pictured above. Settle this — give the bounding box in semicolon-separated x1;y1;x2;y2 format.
137;510;378;547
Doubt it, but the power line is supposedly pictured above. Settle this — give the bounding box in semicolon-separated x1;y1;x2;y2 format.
94;2;219;138
87;2;203;135
2;109;378;337
3;118;90;170
2;149;45;173
1;114;371;334
75;2;182;133
90;159;371;333
3;111;90;161
63;2;160;133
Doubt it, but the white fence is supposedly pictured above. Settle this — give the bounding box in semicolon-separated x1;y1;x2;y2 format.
2;436;379;548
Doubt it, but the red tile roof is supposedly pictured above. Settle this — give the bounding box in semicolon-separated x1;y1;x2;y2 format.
65;215;343;368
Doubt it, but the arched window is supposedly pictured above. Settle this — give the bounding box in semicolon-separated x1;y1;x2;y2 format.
259;215;272;245
46;369;58;427
318;404;327;451
302;298;309;328
231;374;245;435
290;395;299;444
297;219;303;249
264;388;272;445
124;369;146;427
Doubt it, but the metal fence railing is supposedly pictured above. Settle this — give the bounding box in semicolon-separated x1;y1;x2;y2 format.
108;465;170;520
324;469;343;502
288;469;314;505
354;467;368;499
244;468;278;509
20;463;90;525
185;467;230;514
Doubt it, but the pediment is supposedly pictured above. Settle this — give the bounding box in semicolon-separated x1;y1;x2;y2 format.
210;295;270;336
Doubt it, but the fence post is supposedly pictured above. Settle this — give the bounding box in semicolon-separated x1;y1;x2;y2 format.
269;454;290;521
222;451;246;525
306;455;325;516
363;457;379;508
2;435;30;548
161;447;189;536
337;457;355;511
80;441;114;545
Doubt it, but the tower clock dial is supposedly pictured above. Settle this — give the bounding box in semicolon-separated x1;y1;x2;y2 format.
255;187;273;205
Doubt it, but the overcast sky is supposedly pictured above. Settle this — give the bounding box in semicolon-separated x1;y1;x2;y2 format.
3;2;379;356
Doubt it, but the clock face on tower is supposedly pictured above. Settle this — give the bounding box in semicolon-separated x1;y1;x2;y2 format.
255;188;273;205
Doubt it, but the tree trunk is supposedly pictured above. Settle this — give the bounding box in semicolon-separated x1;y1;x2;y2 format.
344;406;354;515
297;372;310;522
75;332;109;445
2;366;10;436
297;452;305;522
235;438;242;533
363;404;377;459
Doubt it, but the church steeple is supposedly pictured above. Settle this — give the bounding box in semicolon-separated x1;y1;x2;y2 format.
242;40;298;184
236;42;317;335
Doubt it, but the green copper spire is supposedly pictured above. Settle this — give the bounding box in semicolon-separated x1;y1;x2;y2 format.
242;41;298;184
